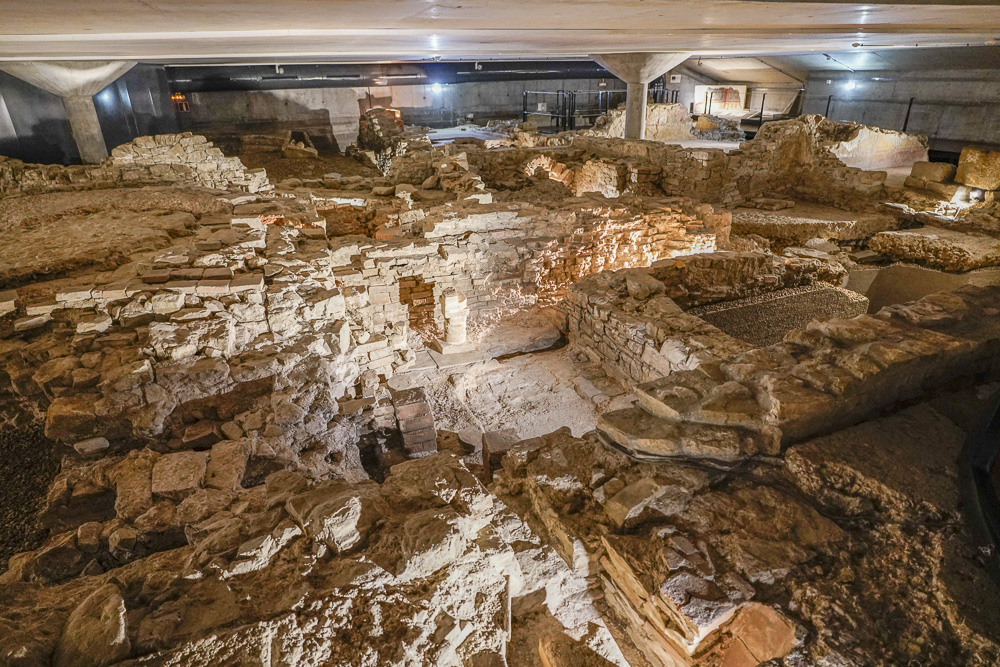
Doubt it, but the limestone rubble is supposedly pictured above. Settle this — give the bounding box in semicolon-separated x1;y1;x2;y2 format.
1;116;999;667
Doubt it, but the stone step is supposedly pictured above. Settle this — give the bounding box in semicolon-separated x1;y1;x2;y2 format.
597;406;765;461
869;226;1000;271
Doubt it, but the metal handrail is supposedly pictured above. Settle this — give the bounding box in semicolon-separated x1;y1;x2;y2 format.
522;89;627;131
959;389;1000;587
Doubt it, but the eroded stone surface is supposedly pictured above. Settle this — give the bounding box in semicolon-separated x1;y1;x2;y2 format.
1;120;999;667
870;226;1000;271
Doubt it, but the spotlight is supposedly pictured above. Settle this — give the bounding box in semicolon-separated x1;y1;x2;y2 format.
431;83;443;93
844;80;857;90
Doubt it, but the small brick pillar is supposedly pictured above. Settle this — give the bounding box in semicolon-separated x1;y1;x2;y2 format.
389;386;437;457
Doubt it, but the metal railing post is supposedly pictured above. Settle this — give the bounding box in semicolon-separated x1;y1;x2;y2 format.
903;97;915;132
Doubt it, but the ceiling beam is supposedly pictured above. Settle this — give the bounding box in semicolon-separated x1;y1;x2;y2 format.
753;56;808;83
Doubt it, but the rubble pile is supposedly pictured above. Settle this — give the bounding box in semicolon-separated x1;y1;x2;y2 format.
587;102;696;142
691;114;745;142
353;107;432;175
0;133;271;197
493;397;1000;667
1;111;999;667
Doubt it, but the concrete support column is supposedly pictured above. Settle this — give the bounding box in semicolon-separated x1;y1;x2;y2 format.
61;95;110;165
625;82;649;141
592;52;691;140
0;60;136;163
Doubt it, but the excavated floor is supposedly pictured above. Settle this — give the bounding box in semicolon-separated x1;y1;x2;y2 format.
2;118;1000;666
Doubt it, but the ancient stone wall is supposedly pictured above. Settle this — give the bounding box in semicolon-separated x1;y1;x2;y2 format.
825;121;928;170
586;102;695;142
562;251;844;385
571;136;742;206
736;115;888;209
573;115;890;211
597;284;1000;460
330;198;720;341
0;133;270;197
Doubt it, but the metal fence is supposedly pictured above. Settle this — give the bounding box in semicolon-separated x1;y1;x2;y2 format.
522;89;627;131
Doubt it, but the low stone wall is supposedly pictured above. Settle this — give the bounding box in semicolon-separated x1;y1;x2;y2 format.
597;284;1000;460
562;252;842;386
0;133;270;197
331;197;720;343
648;250;846;308
574;115;890;211
824;120;928;171
585;102;695;142
564;270;751;386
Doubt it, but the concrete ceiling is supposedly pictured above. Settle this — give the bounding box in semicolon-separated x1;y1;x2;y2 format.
686;44;1000;85
769;44;1000;71
2;0;1000;63
688;58;805;84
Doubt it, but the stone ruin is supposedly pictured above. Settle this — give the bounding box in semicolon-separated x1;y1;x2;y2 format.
0;112;999;667
350;107;433;175
0;132;271;197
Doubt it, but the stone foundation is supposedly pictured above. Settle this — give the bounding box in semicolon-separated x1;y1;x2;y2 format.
1;133;270;197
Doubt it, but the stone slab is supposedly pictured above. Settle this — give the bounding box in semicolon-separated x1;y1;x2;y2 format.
869;227;1000;271
428;348;491;370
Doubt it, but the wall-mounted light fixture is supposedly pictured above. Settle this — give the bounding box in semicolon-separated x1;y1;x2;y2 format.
431;83;443;93
170;91;190;112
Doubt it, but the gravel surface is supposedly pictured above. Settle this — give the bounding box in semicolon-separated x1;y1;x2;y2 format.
691;284;869;347
0;423;61;572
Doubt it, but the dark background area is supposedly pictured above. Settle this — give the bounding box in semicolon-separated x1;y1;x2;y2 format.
0;64;179;165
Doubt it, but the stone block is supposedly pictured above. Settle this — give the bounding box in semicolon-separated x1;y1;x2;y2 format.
956;146;1000;190
73;437;110;457
151;451;208;500
196;279;232;296
482;429;520;479
230;273;265;293
0;289;17;316
926;181;960;199
45;395;97;442
14;314;52;332
76;313;113;334
909;161;956;183
56;286;93;302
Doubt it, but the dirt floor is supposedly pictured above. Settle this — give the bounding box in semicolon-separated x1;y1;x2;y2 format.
394;346;634;463
236;149;380;182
